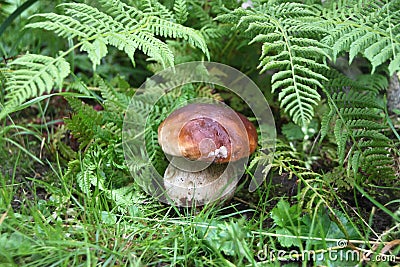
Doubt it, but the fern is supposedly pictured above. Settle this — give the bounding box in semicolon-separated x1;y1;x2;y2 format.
124;84;222;193
0;54;70;120
65;92;129;196
64;97;103;149
321;72;396;183
51;125;77;160
322;68;388;94
74;141;128;195
140;0;175;19
173;0;188;24
183;1;235;55
27;1;209;69
322;0;400;75
77;150;100;195
96;76;130;112
2;0;210;121
65;81;221;205
249;139;338;212
218;2;331;126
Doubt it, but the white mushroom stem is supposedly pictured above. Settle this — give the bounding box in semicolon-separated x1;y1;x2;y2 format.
163;163;239;207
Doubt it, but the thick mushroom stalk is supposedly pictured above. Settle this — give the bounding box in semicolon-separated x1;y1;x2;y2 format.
163;163;238;207
158;103;258;207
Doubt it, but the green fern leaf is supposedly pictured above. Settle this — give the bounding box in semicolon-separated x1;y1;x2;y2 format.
348;32;377;64
65;97;103;149
141;0;175;20
323;0;400;75
81;39;108;70
346;119;385;130
77;156;97;195
322;69;396;183
218;3;330;126
173;0;188;24
389;54;400;75
331;91;383;109
350;150;361;177
97;77;130;112
358;140;391;149
26;1;209;69
1;54;70;120
147;16;209;58
334;119;348;164
338;108;381;120
352;129;390;142
320;107;335;140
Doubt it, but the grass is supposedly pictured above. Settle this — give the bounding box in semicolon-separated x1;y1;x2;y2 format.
0;149;261;266
1;135;399;266
1;0;400;265
0;86;398;267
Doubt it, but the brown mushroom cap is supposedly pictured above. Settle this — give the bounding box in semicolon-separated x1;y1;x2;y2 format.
158;103;258;163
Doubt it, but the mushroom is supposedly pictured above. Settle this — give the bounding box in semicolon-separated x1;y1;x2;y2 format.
157;103;258;207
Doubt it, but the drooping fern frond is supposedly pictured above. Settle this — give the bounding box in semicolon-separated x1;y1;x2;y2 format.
0;54;70;120
322;0;400;75
218;2;331;126
26;0;209;69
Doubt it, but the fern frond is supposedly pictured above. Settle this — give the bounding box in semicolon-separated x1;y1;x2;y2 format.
146;16;208;57
331;91;383;109
320;107;335;140
96;76;130;112
77;155;98;195
1;54;70;120
322;69;396;182
389;54;400;75
26;0;209;69
218;3;330;126
173;0;188;24
251;140;317;182
322;0;400;75
323;68;388;94
337;107;381;121
141;0;175;20
345;119;386;130
65;97;103;149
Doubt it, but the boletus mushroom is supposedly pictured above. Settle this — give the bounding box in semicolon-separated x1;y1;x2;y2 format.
158;103;258;207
